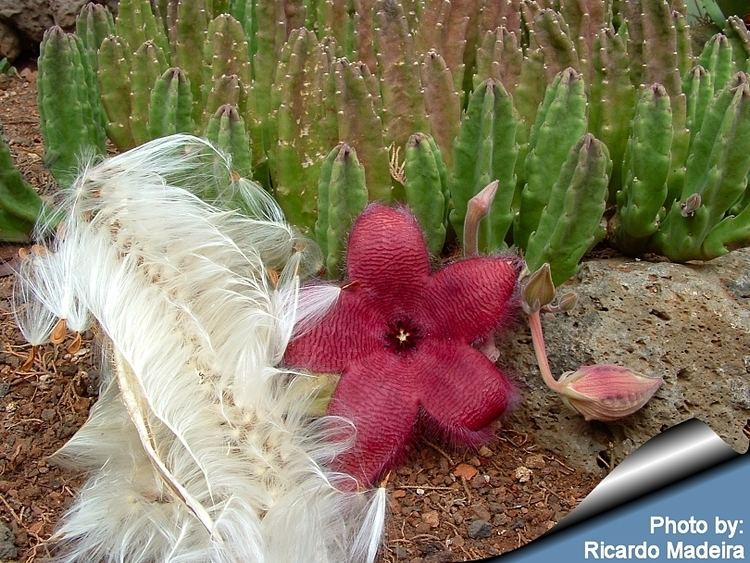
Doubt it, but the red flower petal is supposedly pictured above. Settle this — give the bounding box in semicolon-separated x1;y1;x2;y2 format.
328;351;421;486
417;341;515;445
345;204;431;311
424;256;520;342
285;289;386;373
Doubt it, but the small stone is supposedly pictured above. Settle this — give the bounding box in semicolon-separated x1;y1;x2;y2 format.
415;488;425;495
467;519;492;539
449;535;465;548
472;506;491;521
41;408;56;422
452;463;478;480
19;67;36;82
470;474;486;489
0;381;9;397
514;466;533;482
421;510;439;528
478;446;493;457
392;489;406;499
414;521;431;534
524;454;546;469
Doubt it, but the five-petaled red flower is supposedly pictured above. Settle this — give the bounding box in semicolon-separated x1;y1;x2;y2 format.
284;204;521;486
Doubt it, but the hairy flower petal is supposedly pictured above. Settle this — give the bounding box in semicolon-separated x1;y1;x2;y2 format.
285;289;386;373
424;256;520;342
329;352;421;485
346;205;431;310
418;342;515;445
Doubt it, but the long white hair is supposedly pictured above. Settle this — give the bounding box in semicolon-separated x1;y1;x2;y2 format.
13;135;386;563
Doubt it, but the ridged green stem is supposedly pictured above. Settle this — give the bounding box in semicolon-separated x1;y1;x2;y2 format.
403;132;447;255
516;67;588;249
613;84;673;251
38;27;106;186
449;78;519;252
149;67;194;138
525;133;611;286
97;36;135;149
315;143;369;278
0;128;45;242
204;104;253;179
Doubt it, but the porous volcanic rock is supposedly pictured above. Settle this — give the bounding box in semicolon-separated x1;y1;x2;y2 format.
0;19;21;60
0;0;118;59
498;249;750;473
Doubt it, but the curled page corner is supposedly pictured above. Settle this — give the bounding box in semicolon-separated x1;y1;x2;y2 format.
555;418;740;532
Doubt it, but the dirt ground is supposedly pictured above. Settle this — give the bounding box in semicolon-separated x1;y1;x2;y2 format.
0;69;600;563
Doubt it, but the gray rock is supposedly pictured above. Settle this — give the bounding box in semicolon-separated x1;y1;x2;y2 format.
0;521;17;560
498;248;750;474
0;20;20;60
467;519;492;539
51;0;90;29
0;0;118;56
0;0;54;43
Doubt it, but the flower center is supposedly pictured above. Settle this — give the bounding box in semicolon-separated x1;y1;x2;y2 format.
386;319;421;353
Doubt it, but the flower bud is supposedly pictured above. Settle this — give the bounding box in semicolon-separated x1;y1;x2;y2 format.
521;263;556;313
556;364;663;422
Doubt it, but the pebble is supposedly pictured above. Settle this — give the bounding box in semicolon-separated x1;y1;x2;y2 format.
19;68;36;81
41;408;56;422
452;463;478;480
392;489;406;499
0;381;9;398
472;506;491;521
414;521;431;534
467;519;492;539
525;454;546;469
471;474;489;488
514;466;533;482
421;510;439;528
478;446;493;457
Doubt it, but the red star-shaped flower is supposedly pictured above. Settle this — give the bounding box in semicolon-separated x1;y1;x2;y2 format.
285;204;521;486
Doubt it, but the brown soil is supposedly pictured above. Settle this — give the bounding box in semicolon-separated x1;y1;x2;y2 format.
0;70;601;563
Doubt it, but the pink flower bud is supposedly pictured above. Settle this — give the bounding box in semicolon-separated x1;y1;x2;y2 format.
556;364;663;422
520;263;555;314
